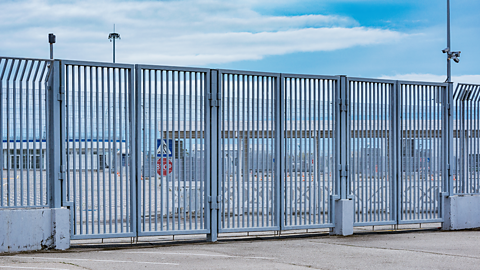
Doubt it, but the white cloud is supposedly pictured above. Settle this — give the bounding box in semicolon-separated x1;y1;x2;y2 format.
378;74;480;85
0;0;407;65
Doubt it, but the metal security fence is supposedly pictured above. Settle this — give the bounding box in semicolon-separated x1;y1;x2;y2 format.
453;83;480;195
136;65;210;236
1;57;51;208
282;74;337;229
398;81;445;223
218;70;280;233
3;55;475;241
349;78;395;226
62;60;136;239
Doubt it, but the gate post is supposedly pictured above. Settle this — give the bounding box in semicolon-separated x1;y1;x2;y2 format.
442;82;455;230
47;60;62;209
207;70;220;242
46;60;70;249
331;75;353;236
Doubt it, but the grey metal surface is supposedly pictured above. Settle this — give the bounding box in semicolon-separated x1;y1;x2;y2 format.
399;82;445;223
136;65;210;236
62;60;136;239
218;70;280;233
1;57;51;208
453;83;480;195
349;78;395;226
282;74;337;229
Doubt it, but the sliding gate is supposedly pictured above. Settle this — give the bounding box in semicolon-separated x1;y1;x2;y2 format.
62;61;136;239
55;58;449;239
350;78;446;226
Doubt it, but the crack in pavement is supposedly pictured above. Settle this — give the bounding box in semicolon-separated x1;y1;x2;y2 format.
308;240;480;260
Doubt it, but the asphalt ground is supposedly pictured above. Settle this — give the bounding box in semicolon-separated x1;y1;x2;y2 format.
1;224;479;270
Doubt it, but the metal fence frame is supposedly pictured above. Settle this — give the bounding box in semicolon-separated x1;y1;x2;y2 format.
3;55;473;241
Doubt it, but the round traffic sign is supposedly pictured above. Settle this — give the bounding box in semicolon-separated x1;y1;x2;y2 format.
157;158;173;176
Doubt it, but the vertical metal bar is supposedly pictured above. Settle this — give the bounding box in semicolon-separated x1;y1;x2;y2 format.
207;70;218;242
393;81;399;223
261;76;266;227
133;65;141;237
188;71;193;230
153;70;158;231
236;74;241;228
246;75;251;228
5;59;12;207
100;67;106;233
141;69;146;232
278;75;285;229
242;74;246;229
176;71;181;231
0;59;4;207
160;69;165;231
147;69;152;232
202;71;207;231
289;77;293;226
183;71;187;230
223;74;227;229
255;75;260;227
165;70;170;231
89;66;94;233
95;67;100;233
19;60;27;206
46;60;62;209
119;68;125;233
33;61;42;206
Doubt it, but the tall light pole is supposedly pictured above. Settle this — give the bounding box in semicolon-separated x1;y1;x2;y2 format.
443;0;461;82
108;24;121;63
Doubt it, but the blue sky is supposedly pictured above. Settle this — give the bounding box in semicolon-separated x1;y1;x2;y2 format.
0;0;479;83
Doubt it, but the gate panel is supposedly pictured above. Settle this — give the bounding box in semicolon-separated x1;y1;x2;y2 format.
282;74;337;229
399;82;445;223
137;65;209;236
218;70;280;233
350;78;396;226
1;57;50;208
63;61;135;239
453;84;480;195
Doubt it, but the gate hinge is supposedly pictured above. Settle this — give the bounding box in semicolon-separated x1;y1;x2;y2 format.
208;93;221;107
57;93;64;101
338;98;348;112
447;103;451;116
58;165;65;180
208;195;220;210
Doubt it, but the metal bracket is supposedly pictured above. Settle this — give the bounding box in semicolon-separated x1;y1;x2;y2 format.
57;93;64;101
208;195;219;210
58;165;65;181
338;98;348;112
209;93;221;107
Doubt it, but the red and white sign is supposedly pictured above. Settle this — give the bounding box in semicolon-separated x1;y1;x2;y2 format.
157;158;173;176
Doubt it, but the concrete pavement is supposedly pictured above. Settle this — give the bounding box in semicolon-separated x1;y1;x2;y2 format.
1;226;479;269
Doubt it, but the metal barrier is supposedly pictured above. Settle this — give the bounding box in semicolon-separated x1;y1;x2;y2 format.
218;70;280;233
349;78;396;226
282;74;337;229
3;56;473;241
398;81;445;224
453;83;480;195
62;60;136;239
136;65;210;236
1;57;51;208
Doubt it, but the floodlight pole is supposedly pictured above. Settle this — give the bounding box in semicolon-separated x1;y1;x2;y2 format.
108;25;121;63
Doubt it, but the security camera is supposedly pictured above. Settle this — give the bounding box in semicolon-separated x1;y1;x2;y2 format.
442;47;450;53
453;56;460;63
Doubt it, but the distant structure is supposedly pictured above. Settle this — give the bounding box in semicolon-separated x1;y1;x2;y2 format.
108;24;121;63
